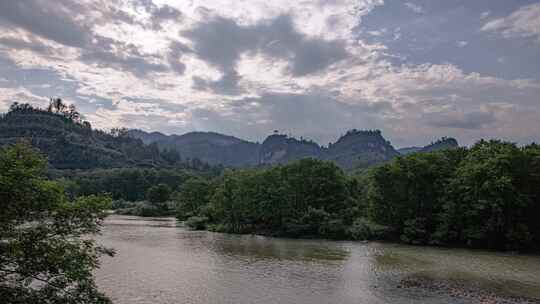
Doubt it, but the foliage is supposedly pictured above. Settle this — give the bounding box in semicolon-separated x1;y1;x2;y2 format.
146;184;172;206
175;178;213;220
0;143;113;303
50;167;206;202
177;159;362;239
367;140;540;250
347;218;390;240
185;216;209;230
175;141;540;251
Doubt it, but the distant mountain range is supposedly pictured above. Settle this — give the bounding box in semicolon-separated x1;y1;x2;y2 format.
0;104;459;170
128;129;459;170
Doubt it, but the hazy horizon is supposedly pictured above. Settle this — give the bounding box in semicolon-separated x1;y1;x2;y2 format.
1;0;539;147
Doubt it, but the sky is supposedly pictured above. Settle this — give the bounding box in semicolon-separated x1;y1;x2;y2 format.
0;0;539;147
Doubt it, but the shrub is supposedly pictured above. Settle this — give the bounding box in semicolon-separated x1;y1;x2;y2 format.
348;217;389;240
185;216;209;230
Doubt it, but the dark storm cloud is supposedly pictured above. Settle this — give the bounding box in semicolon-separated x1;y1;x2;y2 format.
183;14;349;94
425;110;497;129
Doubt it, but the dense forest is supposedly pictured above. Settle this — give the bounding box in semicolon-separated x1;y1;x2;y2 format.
175;141;540;251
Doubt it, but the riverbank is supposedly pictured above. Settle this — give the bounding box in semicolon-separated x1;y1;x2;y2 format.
185;221;539;255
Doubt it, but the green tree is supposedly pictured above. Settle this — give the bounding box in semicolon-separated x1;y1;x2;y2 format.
0;143;113;303
176;178;212;220
440;140;534;249
146;183;172;207
366;148;466;244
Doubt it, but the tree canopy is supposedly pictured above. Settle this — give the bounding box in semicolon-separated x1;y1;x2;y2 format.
177;141;540;251
0;143;113;303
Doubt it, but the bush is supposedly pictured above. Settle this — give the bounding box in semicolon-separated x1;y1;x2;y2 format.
185;216;209;230
347;217;389;240
400;217;428;245
115;201;173;217
111;199;134;209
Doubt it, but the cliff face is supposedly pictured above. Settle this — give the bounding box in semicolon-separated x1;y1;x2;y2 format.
325;130;400;169
259;134;322;165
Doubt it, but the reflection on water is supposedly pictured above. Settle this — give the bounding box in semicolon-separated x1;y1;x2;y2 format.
95;215;540;304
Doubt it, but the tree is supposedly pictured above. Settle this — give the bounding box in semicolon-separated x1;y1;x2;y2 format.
176;178;212;220
0;142;113;303
47;97;67;114
440;140;534;249
146;183;172;207
67;104;81;122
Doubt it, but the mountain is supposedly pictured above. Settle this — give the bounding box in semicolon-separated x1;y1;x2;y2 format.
397;147;422;155
0;102;457;171
0;103;177;169
127;130;260;167
259;134;322;165
325;130;399;168
130;129;402;170
398;137;459;155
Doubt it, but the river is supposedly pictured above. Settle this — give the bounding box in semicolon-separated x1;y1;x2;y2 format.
95;215;540;304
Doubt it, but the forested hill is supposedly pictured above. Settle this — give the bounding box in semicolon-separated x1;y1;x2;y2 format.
0;102;185;169
128;129;260;167
129;129;454;170
398;137;459;155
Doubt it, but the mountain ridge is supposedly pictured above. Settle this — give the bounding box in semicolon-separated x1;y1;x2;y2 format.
128;129;458;170
0;102;459;170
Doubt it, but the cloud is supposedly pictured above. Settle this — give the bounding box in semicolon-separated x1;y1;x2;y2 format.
193;70;243;95
0;36;55;56
167;41;191;75
149;4;183;30
78;37;169;78
187;92;393;143
481;3;540;42
0;87;49;112
404;2;424;14
0;0;93;48
0;0;539;147
183;14;349;82
0;0;181;78
425;110;497;129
